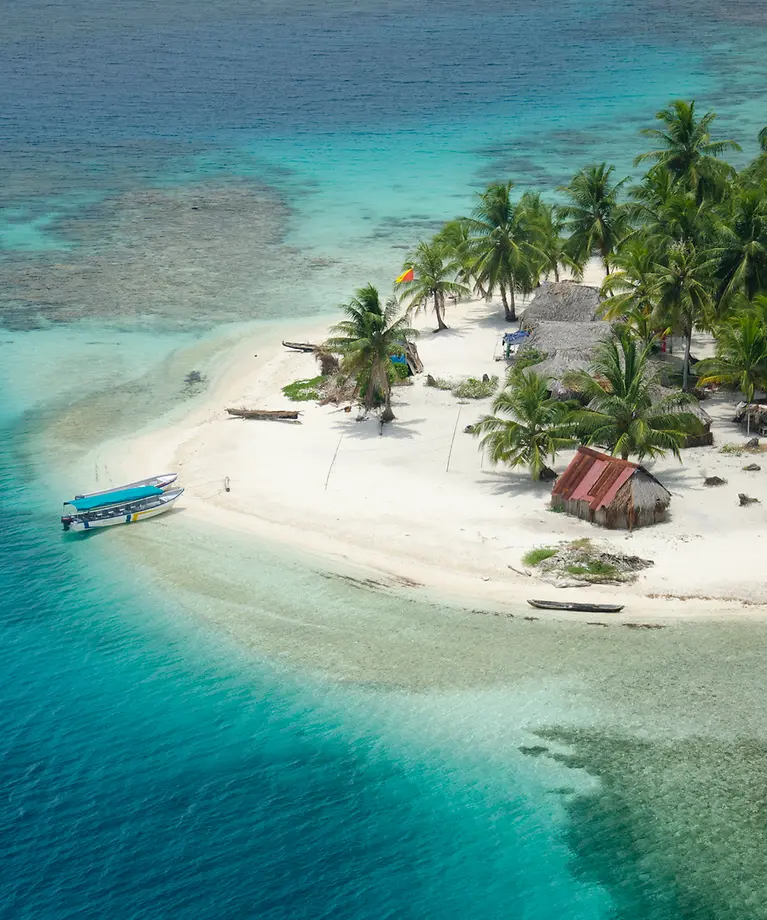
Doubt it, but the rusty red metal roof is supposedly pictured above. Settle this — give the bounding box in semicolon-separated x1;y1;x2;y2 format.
553;447;642;511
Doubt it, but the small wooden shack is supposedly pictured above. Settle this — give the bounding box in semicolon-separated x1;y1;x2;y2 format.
552;447;671;530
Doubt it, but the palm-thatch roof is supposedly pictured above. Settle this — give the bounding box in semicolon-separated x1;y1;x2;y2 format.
521;281;601;326
517;284;610;397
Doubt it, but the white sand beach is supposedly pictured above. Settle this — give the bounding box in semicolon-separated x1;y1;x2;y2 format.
81;271;767;622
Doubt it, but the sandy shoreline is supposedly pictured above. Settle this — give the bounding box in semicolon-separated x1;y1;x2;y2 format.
74;283;767;623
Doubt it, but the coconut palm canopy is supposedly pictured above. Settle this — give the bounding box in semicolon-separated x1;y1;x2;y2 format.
325;284;418;415
398;239;469;331
463;181;541;322
635;100;741;201
473;370;574;480
566;328;702;461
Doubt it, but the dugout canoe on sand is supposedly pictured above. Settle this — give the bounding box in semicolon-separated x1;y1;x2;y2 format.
528;599;625;613
226;408;300;421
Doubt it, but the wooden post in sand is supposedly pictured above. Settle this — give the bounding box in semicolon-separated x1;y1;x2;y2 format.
325;435;343;491
446;407;462;473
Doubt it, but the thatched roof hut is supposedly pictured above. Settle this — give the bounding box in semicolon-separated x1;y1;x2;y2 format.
521;281;601;326
552;447;671;530
517;283;610;398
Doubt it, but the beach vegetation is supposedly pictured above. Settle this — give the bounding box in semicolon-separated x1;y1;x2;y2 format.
512;348;549;372
525;539;653;584
282;376;325;402
565;328;702;461
324;284;418;416
473;369;575;480
463;181;542;322
398;239;470;331
635;100;740;202
452;376;499;399
522;546;558;567
695;308;767;402
648;243;716;390
522;193;584;282
559;163;629;273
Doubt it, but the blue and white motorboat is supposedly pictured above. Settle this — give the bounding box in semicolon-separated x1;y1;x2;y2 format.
61;476;183;532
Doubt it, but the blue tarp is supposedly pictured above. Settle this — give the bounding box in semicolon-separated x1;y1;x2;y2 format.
67;486;163;511
502;330;530;345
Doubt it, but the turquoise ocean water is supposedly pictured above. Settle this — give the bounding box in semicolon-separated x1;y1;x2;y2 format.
2;1;767;916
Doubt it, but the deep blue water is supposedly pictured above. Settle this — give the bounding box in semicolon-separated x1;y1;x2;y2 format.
2;1;767;915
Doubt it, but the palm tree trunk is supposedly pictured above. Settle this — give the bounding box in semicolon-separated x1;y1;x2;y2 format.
682;328;692;392
435;291;447;331
500;286;512;322
508;287;517;322
553;265;560;283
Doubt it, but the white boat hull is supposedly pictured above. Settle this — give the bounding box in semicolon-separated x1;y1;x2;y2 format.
62;489;183;532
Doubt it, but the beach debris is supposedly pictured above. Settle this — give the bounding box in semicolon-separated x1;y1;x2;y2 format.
745;437;760;449
464;424;476;434
523;616;539;621
521;538;652;585
507;564;532;578
623;623;665;630
742;463;761;472
224;476;230;493
704;475;727;486
586;622;609;627
738;493;760;506
315;349;340;376
226;407;300;421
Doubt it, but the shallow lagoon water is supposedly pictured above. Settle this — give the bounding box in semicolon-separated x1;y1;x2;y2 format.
2;0;767;916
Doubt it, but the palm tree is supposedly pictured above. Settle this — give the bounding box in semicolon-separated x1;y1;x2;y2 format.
559;163;629;273
522;193;583;282
696;310;767;402
473;370;574;480
324;284;418;416
463;181;542;322
650;244;717;391
566;329;700;461
643;191;714;251
635;100;740;201
713;188;767;306
601;240;657;320
398;239;469;331
434;219;476;288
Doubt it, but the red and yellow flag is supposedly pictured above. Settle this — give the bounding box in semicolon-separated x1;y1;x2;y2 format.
395;267;414;284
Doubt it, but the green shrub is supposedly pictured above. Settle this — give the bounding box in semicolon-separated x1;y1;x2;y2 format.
452;376;499;399
522;546;558;567
513;348;548;373
565;560;619;578
282;376;325;402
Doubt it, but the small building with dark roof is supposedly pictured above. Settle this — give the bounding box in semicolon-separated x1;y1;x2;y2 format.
551;447;671;530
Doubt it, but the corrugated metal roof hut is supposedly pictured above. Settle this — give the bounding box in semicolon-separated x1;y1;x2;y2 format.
551;447;671;530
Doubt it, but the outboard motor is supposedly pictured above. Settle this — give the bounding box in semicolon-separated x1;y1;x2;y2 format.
61;516;73;532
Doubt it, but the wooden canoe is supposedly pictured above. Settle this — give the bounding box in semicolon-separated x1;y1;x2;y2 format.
527;599;624;613
226;408;300;421
282;341;317;353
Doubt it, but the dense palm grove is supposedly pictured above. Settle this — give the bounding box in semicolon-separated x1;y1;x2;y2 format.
325;100;767;476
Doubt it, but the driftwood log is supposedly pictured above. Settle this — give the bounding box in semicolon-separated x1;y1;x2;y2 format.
226;407;300;421
282;341;317;353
